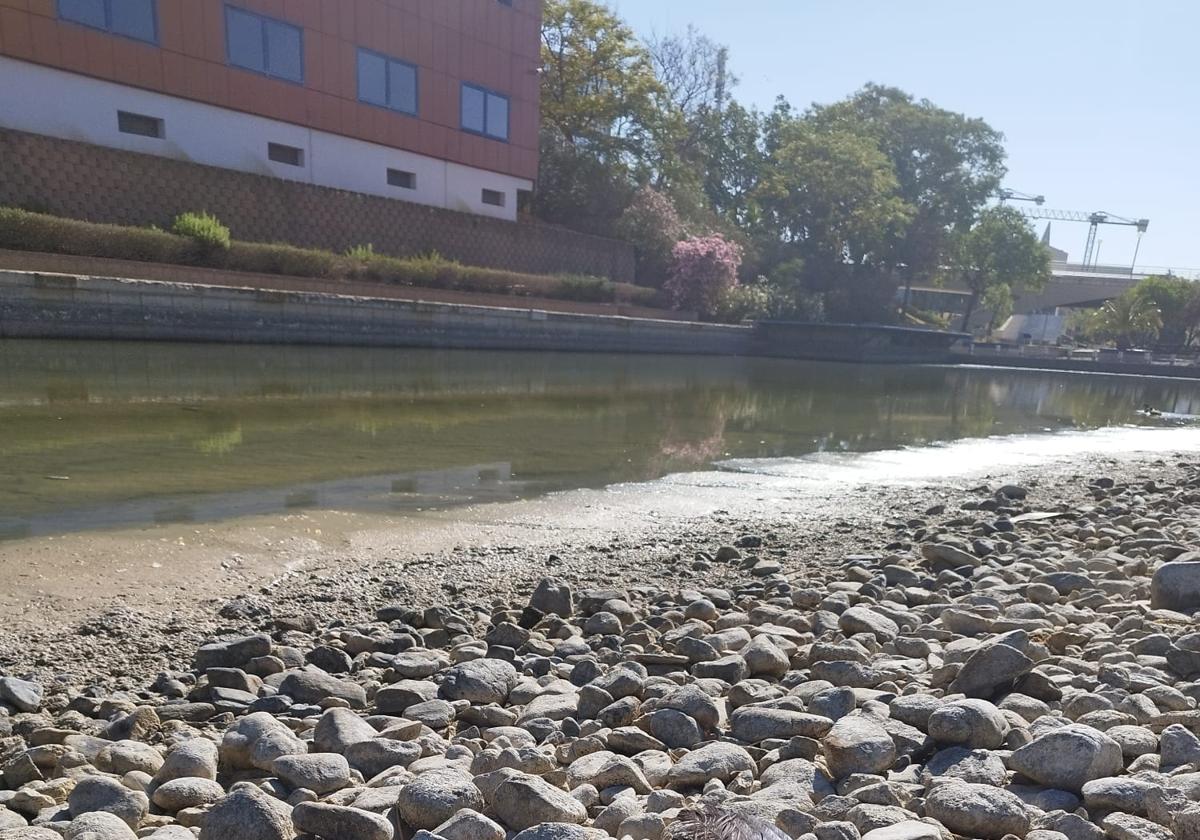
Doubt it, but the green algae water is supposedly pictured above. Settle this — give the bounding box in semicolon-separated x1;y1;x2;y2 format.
1;339;1198;538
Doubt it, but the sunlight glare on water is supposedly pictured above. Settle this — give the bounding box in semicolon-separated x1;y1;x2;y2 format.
715;425;1200;488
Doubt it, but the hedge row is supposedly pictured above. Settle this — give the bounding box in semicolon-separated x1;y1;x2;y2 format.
0;208;660;307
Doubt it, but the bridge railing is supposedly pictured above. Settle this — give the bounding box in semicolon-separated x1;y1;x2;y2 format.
1051;262;1200;281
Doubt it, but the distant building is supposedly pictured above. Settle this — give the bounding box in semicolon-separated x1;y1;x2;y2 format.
0;0;540;221
1041;223;1070;263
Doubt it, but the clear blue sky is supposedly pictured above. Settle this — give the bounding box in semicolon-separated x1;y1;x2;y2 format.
612;0;1197;272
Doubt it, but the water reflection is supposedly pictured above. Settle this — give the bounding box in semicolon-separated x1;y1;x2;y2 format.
1;340;1198;538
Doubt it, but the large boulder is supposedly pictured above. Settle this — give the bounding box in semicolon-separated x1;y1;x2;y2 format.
394;769;485;830
925;781;1031;840
0;677;42;712
68;776;149;830
64;812;138;840
292;802;394;840
530;578;573;617
949;635;1034;698
822;714;897;779
492;774;588;832
668;742;756;789
313;708;377;754
277;667;367;707
1152;554;1200;612
729;707;833;743
153;738;219;784
1008;724;1123;792
220;712;308;771
439;659;518;705
271;753;352;796
199;787;293;840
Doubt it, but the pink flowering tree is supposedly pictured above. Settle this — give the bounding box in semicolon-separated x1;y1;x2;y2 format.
665;234;743;316
616;186;686;287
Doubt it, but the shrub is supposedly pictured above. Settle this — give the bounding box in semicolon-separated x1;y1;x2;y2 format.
224;241;338;278
714;281;826;324
0;207;192;263
556;274;616;302
171;212;231;252
0;206;666;311
616;186;686;287
665;234;743;316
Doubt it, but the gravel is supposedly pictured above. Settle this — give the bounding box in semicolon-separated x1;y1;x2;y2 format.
1;457;1199;838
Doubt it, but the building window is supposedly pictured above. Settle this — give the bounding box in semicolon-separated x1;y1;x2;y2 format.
268;142;304;167
461;83;509;141
387;169;417;190
498;0;513;5
481;189;506;207
226;6;304;83
58;0;158;44
117;110;163;138
357;49;418;116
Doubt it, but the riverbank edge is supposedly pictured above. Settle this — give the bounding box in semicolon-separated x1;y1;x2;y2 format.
0;448;1189;692
0;269;964;363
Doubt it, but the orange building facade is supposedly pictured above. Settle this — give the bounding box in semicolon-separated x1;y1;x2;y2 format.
0;0;541;219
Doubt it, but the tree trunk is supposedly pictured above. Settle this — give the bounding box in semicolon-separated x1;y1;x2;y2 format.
960;292;978;333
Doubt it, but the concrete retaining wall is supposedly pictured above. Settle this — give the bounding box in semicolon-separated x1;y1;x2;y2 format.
0;271;751;355
0;127;635;282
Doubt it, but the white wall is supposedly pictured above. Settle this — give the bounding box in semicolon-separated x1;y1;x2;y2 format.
0;56;531;221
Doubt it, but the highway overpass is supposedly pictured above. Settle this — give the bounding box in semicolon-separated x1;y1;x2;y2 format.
906;262;1180;333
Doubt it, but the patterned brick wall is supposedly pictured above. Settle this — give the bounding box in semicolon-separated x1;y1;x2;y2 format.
0;128;635;282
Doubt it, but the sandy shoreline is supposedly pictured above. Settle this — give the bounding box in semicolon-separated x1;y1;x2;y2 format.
0;440;1190;689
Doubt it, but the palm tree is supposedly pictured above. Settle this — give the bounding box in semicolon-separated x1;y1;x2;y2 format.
1089;291;1163;350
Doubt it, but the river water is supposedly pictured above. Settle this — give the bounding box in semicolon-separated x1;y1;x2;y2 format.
2;339;1198;539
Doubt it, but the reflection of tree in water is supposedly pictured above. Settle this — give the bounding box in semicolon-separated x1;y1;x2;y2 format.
191;410;245;456
650;388;747;472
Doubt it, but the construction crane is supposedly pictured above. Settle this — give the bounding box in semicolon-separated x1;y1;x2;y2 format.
1017;207;1150;271
997;188;1045;206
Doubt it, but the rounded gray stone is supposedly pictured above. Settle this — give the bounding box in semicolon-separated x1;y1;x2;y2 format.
292;801;394;840
199;786;294;840
395;768;485;830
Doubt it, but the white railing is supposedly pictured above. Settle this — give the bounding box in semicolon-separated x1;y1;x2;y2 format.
1051;262;1200;281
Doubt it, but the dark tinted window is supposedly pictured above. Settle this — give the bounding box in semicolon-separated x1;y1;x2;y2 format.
357;51;388;107
268;143;304;167
226;7;304;83
461;84;509;141
59;0;106;29
357;50;418;116
109;0;156;42
387;169;417;190
117;111;163;138
461;84;486;134
59;0;157;44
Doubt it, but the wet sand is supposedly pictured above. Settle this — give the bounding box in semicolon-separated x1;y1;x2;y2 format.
0;426;1193;688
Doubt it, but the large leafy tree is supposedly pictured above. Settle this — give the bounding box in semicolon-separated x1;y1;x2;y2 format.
536;0;665;233
1088;291;1163;349
1130;275;1200;348
808;85;1007;304
754;121;912;288
951;206;1050;332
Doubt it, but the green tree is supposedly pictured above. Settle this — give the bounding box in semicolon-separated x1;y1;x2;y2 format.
537;0;665;233
700;102;766;232
808;84;1007;306
754;121;912;291
1088;290;1163;349
951;206;1051;332
1130;275;1200;348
